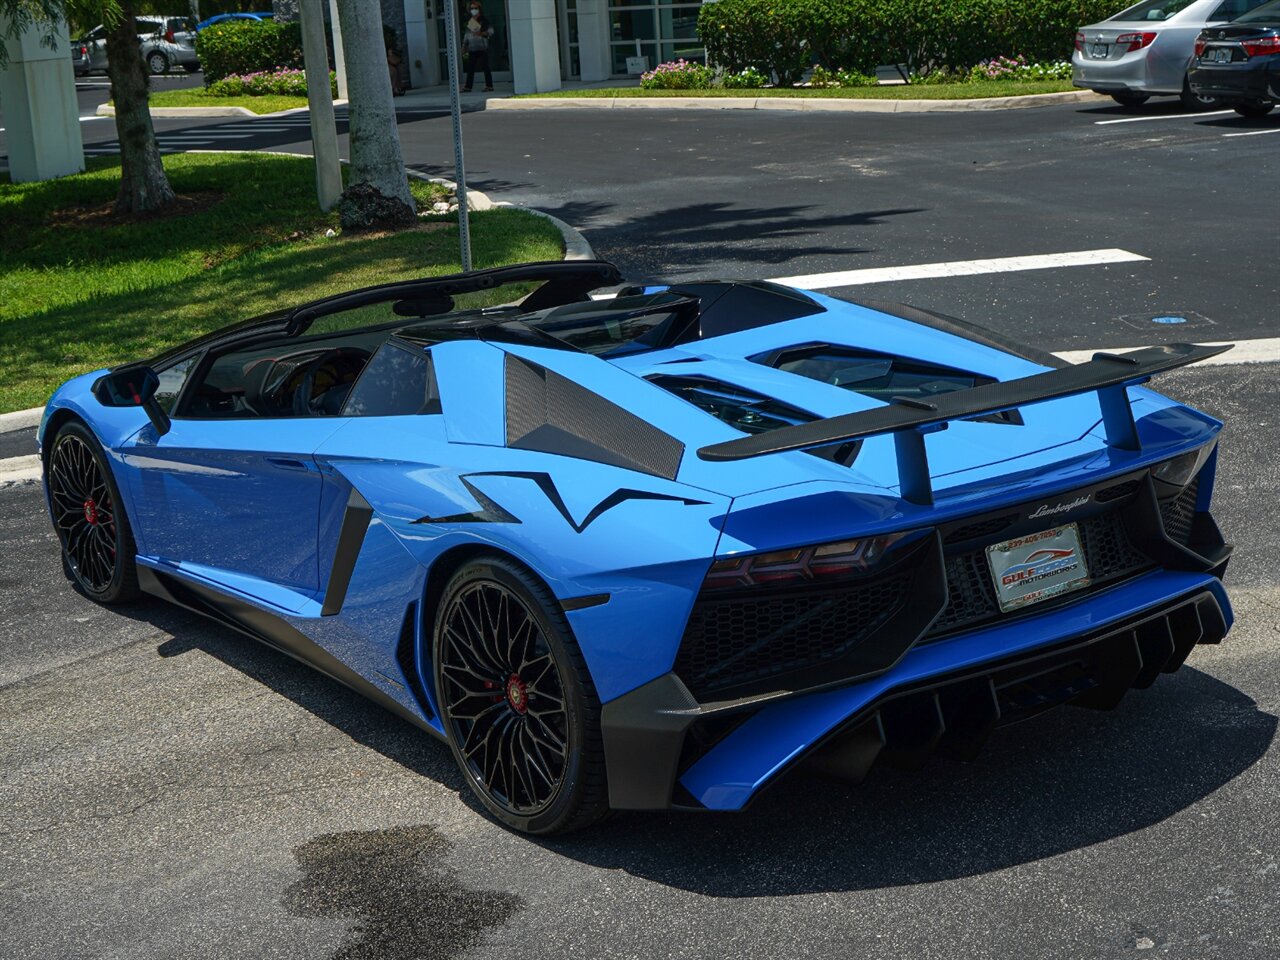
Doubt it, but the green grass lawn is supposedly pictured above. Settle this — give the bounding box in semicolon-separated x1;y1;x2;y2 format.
143;89;312;113
521;80;1078;100
0;152;564;413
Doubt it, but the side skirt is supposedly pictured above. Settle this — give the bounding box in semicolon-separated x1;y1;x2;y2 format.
138;565;445;742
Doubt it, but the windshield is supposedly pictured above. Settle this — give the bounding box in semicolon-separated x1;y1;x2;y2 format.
1237;0;1280;20
1109;0;1199;20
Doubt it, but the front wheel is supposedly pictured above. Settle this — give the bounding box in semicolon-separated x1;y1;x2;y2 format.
433;556;609;835
1234;101;1275;118
46;421;141;604
1110;91;1150;107
147;51;168;74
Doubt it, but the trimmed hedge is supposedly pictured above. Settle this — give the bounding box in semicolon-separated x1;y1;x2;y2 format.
196;20;304;84
699;0;1118;80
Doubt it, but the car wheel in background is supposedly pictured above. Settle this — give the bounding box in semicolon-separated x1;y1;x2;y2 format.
1233;101;1275;118
1110;91;1150;108
45;422;141;605
1180;79;1219;111
147;50;168;74
433;555;610;835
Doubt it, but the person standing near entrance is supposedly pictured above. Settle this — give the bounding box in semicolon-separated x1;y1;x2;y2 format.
462;2;495;92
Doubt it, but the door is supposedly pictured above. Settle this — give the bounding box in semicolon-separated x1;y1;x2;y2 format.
125;418;346;604
436;0;512;82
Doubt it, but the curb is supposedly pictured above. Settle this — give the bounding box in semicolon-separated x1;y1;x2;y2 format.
96;101;348;119
490;90;1106;113
0;408;42;434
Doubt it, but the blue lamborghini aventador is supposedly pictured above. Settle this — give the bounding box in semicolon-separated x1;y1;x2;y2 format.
39;260;1234;834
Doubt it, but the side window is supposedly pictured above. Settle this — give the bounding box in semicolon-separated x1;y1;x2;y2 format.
153;356;197;414
341;342;441;417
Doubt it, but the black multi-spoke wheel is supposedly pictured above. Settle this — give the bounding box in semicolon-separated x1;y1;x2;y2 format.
433;557;608;834
46;422;139;604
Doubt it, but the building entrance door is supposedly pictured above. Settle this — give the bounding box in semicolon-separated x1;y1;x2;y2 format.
436;0;513;83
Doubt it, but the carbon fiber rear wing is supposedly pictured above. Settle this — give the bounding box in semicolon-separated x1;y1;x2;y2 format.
696;342;1232;505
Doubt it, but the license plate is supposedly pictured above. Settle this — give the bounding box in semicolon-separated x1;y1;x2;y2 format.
1086;43;1109;58
1209;47;1233;62
986;523;1090;613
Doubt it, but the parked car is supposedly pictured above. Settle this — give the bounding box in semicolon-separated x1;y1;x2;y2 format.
80;16;200;75
69;37;92;77
1188;0;1280;115
39;260;1236;835
195;12;273;31
1073;0;1273;107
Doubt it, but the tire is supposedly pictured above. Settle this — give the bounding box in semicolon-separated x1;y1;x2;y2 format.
1110;91;1150;107
432;555;609;835
1233;101;1275;118
147;51;168;75
184;63;201;74
1180;80;1219;111
45;421;141;605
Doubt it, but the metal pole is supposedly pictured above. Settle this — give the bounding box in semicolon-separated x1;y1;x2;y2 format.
300;0;341;211
441;0;472;272
327;0;348;101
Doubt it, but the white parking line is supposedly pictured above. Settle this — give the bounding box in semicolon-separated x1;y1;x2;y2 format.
1221;127;1280;138
1094;110;1234;125
769;249;1150;291
1056;337;1280;366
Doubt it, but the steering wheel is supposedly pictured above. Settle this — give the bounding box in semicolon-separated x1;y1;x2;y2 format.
289;347;370;416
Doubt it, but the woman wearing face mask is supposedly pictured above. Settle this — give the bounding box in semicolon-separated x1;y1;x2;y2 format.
462;1;495;92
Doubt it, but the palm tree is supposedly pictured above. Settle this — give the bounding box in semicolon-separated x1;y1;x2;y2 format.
1;0;175;213
330;0;416;228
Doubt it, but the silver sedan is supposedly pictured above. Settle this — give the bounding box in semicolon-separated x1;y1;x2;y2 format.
1073;0;1272;107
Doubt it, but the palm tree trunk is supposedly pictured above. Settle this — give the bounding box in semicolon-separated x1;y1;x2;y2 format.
105;3;176;214
332;0;416;230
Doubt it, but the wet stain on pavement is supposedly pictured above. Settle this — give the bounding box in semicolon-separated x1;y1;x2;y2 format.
284;825;523;960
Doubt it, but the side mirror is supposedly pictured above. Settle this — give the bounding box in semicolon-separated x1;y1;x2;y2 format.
92;366;171;436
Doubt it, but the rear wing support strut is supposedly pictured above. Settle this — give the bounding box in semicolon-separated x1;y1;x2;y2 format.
698;343;1231;507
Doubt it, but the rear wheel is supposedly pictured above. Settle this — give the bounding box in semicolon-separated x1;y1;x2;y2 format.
1110;91;1150;107
1234;101;1275;118
1180;80;1219;111
146;50;168;74
433;556;609;835
46;422;140;604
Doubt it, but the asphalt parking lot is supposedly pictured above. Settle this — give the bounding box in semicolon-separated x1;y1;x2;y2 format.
1;100;1277;959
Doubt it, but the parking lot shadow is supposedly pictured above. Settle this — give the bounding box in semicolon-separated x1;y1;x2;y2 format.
134;601;1272;897
539;667;1275;895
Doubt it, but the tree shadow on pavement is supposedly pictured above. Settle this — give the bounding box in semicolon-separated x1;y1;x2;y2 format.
537;666;1275;895
534;200;927;278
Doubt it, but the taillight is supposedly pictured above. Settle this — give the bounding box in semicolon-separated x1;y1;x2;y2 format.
703;531;923;590
1242;36;1280;57
1075;32;1085;52
1194;38;1206;57
1115;32;1157;52
79;44;87;56
164;29;175;42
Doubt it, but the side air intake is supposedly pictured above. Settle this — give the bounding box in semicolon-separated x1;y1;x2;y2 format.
504;354;685;480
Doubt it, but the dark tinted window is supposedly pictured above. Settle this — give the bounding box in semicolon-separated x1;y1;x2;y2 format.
1236;0;1280;19
1109;0;1197;19
525;293;695;356
1209;0;1269;19
341;341;440;417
